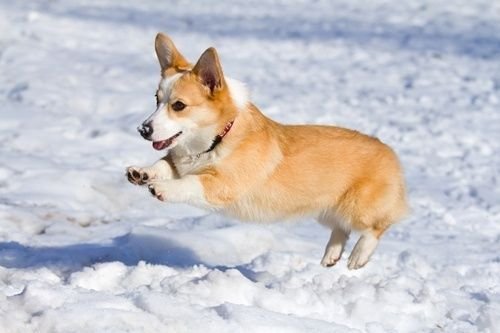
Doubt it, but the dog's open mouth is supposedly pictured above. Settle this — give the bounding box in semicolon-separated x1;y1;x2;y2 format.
152;131;182;150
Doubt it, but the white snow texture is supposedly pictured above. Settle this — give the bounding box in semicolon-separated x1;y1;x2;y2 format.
0;1;499;332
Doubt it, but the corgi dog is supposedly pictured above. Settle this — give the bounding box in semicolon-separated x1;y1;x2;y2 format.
127;33;408;269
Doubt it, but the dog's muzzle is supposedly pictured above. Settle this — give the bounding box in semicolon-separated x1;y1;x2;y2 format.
137;121;153;140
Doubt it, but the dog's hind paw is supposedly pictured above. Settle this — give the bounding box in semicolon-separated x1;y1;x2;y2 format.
126;166;151;185
347;232;379;270
320;253;341;267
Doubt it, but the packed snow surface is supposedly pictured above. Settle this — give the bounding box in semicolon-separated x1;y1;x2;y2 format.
1;0;499;332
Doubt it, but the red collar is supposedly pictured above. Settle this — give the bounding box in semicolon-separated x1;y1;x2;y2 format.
203;120;234;154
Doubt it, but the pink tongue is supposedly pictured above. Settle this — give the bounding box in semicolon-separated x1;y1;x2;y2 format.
152;140;168;150
152;132;182;150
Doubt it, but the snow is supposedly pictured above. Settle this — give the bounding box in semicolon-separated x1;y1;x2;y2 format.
0;0;499;332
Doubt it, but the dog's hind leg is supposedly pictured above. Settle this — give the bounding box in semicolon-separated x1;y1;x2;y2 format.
347;227;387;270
126;157;176;185
318;210;351;267
321;227;350;267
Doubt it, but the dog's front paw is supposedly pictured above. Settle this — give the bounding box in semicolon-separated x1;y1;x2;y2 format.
148;182;166;201
126;166;151;185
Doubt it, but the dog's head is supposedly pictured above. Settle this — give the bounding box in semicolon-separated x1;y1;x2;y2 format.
138;33;248;154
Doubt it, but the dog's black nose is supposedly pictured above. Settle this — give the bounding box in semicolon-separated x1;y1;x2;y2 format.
138;121;153;140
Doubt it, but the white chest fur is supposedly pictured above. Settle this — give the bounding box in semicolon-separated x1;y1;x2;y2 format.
171;151;217;177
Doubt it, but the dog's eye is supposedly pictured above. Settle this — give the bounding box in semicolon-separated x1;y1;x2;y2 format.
171;101;186;112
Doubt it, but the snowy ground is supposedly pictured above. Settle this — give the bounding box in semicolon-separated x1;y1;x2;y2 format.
1;0;499;332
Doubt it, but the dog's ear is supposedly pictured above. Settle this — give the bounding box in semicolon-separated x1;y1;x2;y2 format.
192;47;226;94
155;33;190;74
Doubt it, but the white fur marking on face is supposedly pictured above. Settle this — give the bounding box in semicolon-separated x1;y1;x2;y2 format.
159;73;183;103
141;73;185;143
226;77;249;111
143;72;182;125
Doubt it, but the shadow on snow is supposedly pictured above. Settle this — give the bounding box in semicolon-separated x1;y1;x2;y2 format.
0;233;261;282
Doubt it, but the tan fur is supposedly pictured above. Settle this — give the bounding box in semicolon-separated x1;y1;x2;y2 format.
128;33;408;269
200;105;408;227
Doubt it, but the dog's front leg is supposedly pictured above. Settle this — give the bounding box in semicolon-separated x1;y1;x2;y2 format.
147;175;216;210
126;158;176;185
